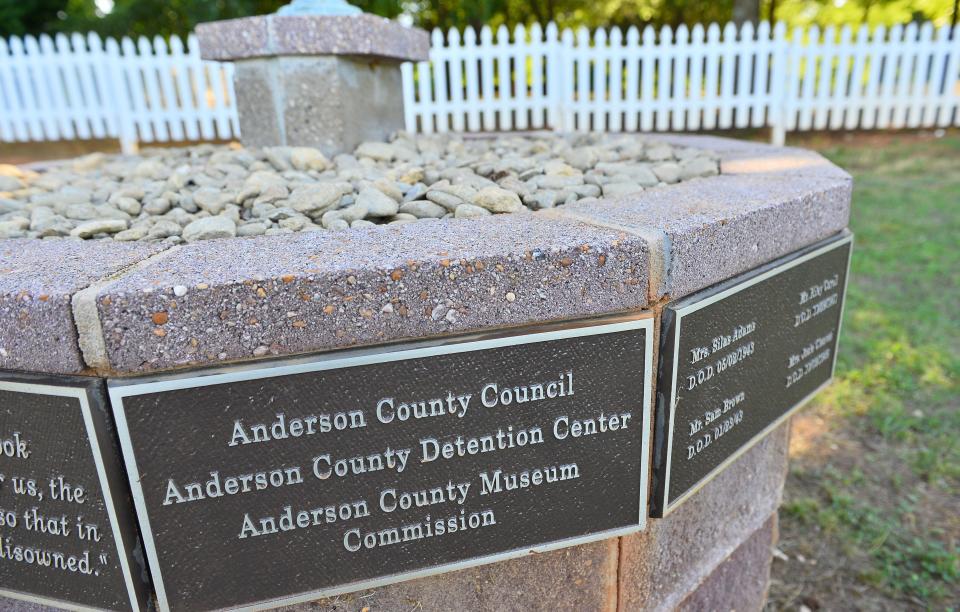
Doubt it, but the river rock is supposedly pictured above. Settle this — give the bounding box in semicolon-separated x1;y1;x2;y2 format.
0;218;29;238
0;176;24;192
0;133;716;242
290;147;329;172
653;162;682;184
471;187;524;213
289;183;345;215
454;203;492;219
182;216;237;242
70;219;127;238
114;226;150;241
602;182;643;198
356;187;399;217
399;201;446;219
193;187;232;214
680;156;720;180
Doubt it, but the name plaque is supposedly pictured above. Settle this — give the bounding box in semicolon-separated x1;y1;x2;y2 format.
0;372;149;611
651;232;852;517
109;315;653;611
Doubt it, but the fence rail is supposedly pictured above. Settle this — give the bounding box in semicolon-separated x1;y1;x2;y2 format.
2;22;958;152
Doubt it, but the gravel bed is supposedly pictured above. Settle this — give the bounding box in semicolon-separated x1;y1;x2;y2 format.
0;133;718;242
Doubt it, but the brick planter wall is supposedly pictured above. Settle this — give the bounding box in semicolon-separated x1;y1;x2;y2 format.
0;134;851;611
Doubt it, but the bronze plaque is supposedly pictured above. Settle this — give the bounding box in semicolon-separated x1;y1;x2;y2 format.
652;233;853;516
110;315;654;611
0;372;150;610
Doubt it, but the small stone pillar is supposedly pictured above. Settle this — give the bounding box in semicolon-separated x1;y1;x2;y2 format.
196;0;429;156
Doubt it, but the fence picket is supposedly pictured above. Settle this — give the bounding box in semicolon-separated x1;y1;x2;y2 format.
623;27;640;132
876;25;902;128
184;35;213;141
607;27;625;132
461;28;480;131
169;36;197;141
446;28;465;132
906;23;934;127
22;36;54;140
750;22;770;128
511;24;528;131
734;22;752;128
719;23;738;129
592;28;607;131
813;26;834;130
890;23;916;128
673;25;688;130
702;24;721;130
654;26;670;131
768;23;788;143
207;59;233;139
640;26;657;131
432;29;450;132
55;34;86;139
475;26;491;130
930;26;956;127
827;26;849;130
0;38;23;140
943;26;960;127
843;25;868;130
528;23;545;130
495;25;511;131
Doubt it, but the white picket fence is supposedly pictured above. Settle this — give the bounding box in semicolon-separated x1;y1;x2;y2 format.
1;22;959;152
0;32;238;152
405;21;960;145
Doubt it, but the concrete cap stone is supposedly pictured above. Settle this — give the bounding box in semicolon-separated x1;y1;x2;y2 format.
82;215;650;374
196;13;430;62
0;239;168;375
560;150;851;299
643;133;853;181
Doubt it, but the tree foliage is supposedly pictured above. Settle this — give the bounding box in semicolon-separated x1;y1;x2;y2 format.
1;0;955;39
0;0;71;36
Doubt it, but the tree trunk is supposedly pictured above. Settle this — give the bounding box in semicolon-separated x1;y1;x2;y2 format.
732;0;760;26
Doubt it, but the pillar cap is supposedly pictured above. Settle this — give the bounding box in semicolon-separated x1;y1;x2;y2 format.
196;12;429;62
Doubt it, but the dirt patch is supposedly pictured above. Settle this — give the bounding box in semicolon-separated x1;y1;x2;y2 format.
769;406;959;611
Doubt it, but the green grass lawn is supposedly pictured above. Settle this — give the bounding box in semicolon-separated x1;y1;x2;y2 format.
769;133;960;610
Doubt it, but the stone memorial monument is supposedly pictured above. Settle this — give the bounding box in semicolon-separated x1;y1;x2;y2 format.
196;0;430;155
0;2;855;609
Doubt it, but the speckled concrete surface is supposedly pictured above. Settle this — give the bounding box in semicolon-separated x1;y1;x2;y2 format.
678;514;777;612
0;596;55;611
84;214;649;374
283;539;618;611
561;170;851;299
618;422;789;611
232;56;407;153
196;13;429;62
644;133;853;181
0;240;168;374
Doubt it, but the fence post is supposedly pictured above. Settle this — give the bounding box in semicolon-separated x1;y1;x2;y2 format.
769;22;788;146
545;22;563;131
103;37;138;153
